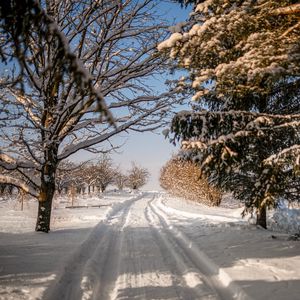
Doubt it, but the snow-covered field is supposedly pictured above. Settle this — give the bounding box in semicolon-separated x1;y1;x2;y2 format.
0;192;299;300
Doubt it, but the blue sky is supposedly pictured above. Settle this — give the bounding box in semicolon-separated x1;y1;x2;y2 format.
75;1;192;190
112;2;192;190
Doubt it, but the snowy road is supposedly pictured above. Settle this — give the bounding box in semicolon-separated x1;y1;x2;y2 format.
1;192;299;300
44;194;240;300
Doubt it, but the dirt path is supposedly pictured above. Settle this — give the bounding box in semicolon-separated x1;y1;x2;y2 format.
44;193;247;300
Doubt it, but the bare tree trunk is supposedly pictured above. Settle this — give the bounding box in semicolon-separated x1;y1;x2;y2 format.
35;181;55;232
256;204;267;229
35;147;58;233
0;184;5;195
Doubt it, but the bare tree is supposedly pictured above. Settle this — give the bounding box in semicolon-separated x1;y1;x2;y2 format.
114;171;128;191
81;164;98;195
126;163;149;190
0;0;181;232
94;155;116;193
55;160;83;195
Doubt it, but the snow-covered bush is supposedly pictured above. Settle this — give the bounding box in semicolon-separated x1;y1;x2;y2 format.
160;157;221;206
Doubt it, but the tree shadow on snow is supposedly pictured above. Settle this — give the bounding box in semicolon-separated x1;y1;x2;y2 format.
0;227;93;295
0;222;299;300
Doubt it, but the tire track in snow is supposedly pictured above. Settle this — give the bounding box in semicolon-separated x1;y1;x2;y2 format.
111;194;207;300
88;198;132;300
44;195;142;300
44;193;253;300
149;196;253;300
145;199;220;300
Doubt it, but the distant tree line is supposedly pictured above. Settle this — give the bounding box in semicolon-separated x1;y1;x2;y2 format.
1;155;149;197
56;157;150;194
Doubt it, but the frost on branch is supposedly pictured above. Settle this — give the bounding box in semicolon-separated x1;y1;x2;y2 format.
0;175;38;197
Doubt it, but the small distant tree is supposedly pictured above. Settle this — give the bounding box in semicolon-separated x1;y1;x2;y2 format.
55;160;79;195
81;163;98;195
94;155;116;193
160;157;221;206
73;176;86;195
114;171;128;191
126;163;149;190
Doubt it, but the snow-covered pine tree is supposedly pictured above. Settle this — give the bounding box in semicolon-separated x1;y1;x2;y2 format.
159;0;300;228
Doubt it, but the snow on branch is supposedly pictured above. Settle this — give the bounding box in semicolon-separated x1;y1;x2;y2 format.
171;111;300;155
271;4;300;16
0;175;38;197
157;0;300;101
58;103;166;160
172;109;300;211
42;12;114;125
8;90;41;126
263;145;300;167
0;152;37;170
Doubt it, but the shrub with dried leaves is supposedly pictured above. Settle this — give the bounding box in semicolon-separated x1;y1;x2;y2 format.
160;158;221;206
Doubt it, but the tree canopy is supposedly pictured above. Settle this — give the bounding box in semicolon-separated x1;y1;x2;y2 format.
0;0;182;232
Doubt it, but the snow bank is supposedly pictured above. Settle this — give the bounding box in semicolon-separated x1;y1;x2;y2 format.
269;207;300;234
1;192;299;300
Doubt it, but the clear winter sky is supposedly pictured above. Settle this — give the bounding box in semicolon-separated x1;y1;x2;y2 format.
75;2;192;190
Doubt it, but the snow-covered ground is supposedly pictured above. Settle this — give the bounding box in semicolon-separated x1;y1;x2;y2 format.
0;192;299;300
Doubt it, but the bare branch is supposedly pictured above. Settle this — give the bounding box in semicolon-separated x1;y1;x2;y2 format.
0;175;38;198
